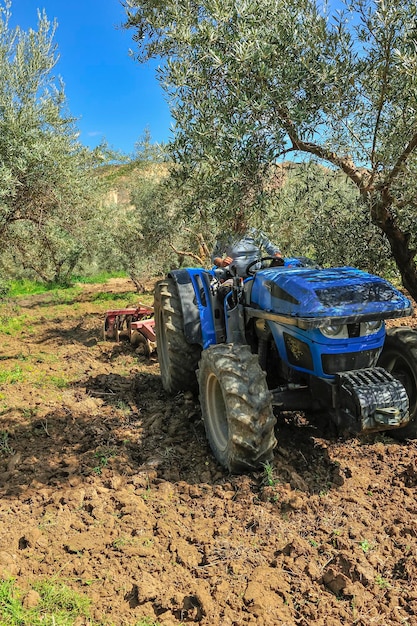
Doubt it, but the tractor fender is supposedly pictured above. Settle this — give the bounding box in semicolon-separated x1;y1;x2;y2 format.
168;269;202;345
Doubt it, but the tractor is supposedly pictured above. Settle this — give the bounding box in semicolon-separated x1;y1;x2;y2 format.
154;258;417;473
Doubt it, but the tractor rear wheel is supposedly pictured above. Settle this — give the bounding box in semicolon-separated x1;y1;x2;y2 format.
154;277;201;394
378;326;417;439
198;343;277;473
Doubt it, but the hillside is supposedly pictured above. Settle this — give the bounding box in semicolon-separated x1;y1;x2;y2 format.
99;161;170;207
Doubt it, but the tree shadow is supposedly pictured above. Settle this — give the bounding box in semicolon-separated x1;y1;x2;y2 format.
0;365;349;501
272;412;347;495
38;319;101;347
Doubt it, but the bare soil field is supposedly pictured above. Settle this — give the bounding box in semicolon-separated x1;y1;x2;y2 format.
1;278;417;625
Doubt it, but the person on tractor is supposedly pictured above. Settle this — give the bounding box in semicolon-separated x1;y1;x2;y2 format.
212;226;282;276
211;225;283;303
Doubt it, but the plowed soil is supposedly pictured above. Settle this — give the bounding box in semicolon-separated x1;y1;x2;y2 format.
1;278;417;626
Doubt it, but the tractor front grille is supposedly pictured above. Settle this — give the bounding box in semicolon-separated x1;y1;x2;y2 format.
322;348;380;375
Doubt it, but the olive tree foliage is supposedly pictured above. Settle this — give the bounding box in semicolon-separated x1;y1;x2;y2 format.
129;131;215;272
102;160;214;288
99;164;175;289
124;0;417;297
271;162;392;275
130;174;213;270
94;129;215;288
0;2;104;284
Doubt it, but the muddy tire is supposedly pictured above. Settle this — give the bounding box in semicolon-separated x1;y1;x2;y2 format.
154;277;201;394
198;343;277;473
378;327;417;439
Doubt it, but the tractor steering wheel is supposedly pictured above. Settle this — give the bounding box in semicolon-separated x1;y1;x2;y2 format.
245;256;285;276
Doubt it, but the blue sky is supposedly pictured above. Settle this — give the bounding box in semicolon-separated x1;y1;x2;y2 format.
9;0;173;155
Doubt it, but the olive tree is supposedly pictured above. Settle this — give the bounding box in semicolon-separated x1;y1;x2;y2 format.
0;1;104;284
124;0;417;298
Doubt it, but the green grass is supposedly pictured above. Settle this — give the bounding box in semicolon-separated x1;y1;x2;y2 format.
0;315;32;336
359;539;373;553
8;280;53;297
0;431;15;455
8;271;130;298
32;372;71;390
375;574;390;589
6;284;83;305
261;461;279;487
92;449;116;475
91;290;137;302
44;375;70;389
0;579;91;625
0;362;73;391
72;270;128;284
3;275;153;313
8;280;81;298
0;579;163;626
0;365;24;385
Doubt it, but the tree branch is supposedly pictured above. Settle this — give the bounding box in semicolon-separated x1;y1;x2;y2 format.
168;242;205;265
386;132;417;184
184;227;210;258
371;30;394;166
277;108;369;191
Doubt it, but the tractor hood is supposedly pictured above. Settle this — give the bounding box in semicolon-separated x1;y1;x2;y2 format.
249;266;412;326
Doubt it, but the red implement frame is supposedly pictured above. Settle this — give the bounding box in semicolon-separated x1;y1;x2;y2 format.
103;305;155;344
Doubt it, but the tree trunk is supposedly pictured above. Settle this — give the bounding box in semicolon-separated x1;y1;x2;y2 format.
371;200;417;301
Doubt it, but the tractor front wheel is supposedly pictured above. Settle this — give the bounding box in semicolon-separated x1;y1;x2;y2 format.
378;326;417;439
154;277;201;394
198;344;277;473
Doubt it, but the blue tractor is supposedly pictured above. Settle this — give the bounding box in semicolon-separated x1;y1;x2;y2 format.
154;258;417;473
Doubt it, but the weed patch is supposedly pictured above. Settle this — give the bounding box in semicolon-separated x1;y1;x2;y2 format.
0;365;24;385
0;578;92;625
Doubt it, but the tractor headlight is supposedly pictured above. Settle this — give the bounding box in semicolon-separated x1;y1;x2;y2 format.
362;320;383;335
320;322;348;338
